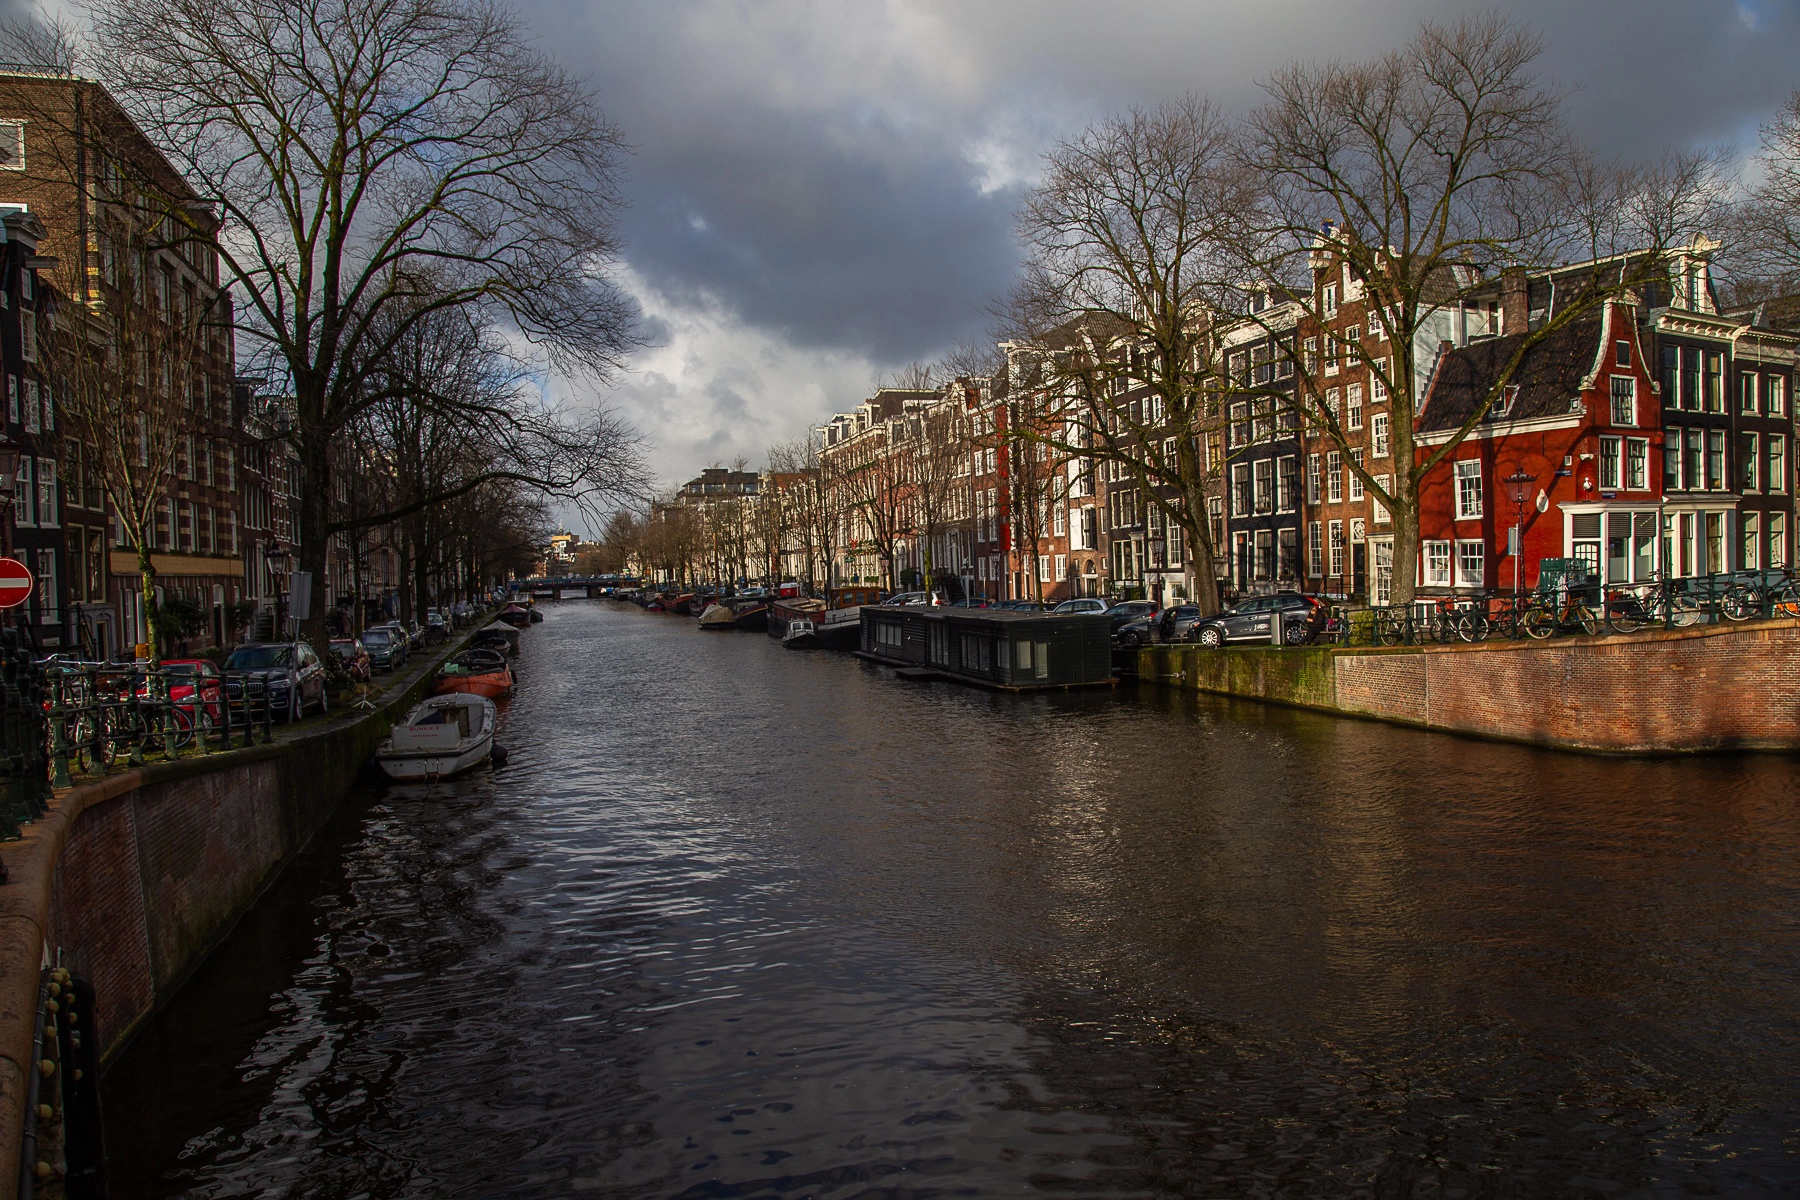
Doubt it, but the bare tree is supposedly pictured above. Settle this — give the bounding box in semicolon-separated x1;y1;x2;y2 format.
1725;90;1800;301
834;425;908;592
911;396;971;597
1244;14;1714;603
85;0;641;644
1011;95;1257;614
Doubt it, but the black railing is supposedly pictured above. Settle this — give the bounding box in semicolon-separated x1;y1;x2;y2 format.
1294;569;1800;648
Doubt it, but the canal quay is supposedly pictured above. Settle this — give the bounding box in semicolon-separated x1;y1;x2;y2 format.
103;602;1800;1197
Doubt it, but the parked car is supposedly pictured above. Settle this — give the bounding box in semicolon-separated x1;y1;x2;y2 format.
223;641;329;720
329;637;372;683
1184;593;1328;647
1112;614;1156;647
1155;604;1204;643
1053;598;1109;614
1105;600;1159;632
881;591;939;607
154;658;225;725
359;626;406;672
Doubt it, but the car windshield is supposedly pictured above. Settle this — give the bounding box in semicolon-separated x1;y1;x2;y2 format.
226;646;292;669
162;663;198;676
362;630;390;644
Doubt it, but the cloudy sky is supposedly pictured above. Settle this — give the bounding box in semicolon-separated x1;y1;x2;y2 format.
518;0;1800;513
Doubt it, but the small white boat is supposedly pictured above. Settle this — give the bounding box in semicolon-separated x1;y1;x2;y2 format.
375;693;496;780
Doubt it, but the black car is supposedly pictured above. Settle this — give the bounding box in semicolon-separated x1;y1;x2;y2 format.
1156;604;1204;643
223;641;329;720
359;626;406;672
1184;593;1327;647
1106;600;1159;633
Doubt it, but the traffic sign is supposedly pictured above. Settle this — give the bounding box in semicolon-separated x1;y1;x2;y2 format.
0;558;33;609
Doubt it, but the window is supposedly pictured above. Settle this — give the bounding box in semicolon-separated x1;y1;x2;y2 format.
1347;384;1364;430
1254;529;1273;580
1706;429;1725;490
1371;359;1388;401
4;375;14;424
1770;436;1788;494
1705;353;1723;412
1615;339;1631;368
1626;439;1648;490
1741;433;1760;492
1372;412;1390;458
1054;553;1066;580
1324;338;1339;375
1253;458;1272;512
1372;475;1391;525
1306;454;1321;503
0;121;23;171
34;549;55;624
1424;540;1452;586
1609;376;1636;426
1454;459;1482;519
1038;554;1051;582
22;380;36;434
226;510;238;555
1743;513;1761;571
1231;463;1250;516
1325;387;1341;419
1773;513;1789;568
1455;540;1484;588
1277;456;1296;512
1053;505;1065;536
14;458;30;526
1769;376;1786;416
1326;451;1342;503
1302;337;1318;374
1308;521;1322;576
1599;436;1621;489
1684;428;1703;490
1741;373;1759;414
35;459;54;527
1349;449;1365;501
1228;401;1249;448
1323;283;1338;316
1328;520;1345;576
1682;347;1700;411
20;317;35;363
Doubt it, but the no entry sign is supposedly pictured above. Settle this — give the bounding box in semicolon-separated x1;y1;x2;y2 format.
0;558;33;609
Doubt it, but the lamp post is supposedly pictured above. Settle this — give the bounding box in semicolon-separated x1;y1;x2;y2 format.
1503;471;1536;595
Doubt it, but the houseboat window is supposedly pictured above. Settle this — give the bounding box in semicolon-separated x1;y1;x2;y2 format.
959;633;991;673
928;622;949;665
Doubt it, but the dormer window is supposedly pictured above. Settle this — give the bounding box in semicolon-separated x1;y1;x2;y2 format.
1491;385;1520;419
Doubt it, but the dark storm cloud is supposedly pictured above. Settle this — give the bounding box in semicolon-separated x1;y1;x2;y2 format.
518;0;1800;487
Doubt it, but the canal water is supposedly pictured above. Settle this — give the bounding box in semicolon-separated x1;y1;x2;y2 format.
103;603;1800;1197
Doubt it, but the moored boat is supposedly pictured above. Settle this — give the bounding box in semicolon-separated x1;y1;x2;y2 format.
435;648;515;700
375;693;497;779
497;603;532;628
476;622;521;654
782;618;822;649
697;603;736;629
731;601;769;632
815;606;863;650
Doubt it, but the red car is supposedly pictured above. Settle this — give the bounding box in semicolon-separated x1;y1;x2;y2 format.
157;659;225;725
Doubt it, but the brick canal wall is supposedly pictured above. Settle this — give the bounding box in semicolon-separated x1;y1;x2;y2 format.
0;643;465;1199
1131;618;1800;753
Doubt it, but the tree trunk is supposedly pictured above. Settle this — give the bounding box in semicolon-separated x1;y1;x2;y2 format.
296;420;334;651
1389;495;1420;608
137;541;159;667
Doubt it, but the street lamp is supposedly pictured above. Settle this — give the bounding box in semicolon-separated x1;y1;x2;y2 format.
1503;471;1536;594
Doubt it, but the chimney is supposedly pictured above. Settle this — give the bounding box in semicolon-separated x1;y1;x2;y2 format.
1501;268;1529;336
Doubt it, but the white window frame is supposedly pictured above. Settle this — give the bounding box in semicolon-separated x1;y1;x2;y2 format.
1454;459;1482;520
1371;412;1389;459
1454;539;1484;588
1424;540;1451;586
1626;438;1648;491
1598;435;1621;490
1326;451;1342;503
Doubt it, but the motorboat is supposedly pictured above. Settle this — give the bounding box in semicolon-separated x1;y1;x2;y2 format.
375;693;496;779
497;604;532;628
477;621;521;652
434;648;515;700
731;600;770;632
782;618;822;649
697;603;736;630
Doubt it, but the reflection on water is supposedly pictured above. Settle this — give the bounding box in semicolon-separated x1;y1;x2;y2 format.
104;603;1800;1196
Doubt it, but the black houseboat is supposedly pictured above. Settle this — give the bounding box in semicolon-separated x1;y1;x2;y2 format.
857;608;1113;690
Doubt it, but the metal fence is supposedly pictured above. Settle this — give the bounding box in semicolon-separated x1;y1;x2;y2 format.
1300;569;1800;648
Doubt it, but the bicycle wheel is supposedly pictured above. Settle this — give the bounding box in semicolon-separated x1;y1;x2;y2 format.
1574;605;1601;637
1670;595;1704;628
1454;613;1489;643
1721;585;1760;622
1376;614;1405;647
1772;581;1800;618
165;706;195;750
1523;605;1557;639
1607;597;1644;635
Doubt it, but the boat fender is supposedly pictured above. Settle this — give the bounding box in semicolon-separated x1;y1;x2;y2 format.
491;744;510;767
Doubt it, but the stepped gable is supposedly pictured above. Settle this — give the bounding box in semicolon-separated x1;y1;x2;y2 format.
1417;312;1605;433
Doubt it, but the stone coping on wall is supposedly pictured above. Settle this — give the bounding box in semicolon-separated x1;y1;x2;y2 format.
0;624;485;1200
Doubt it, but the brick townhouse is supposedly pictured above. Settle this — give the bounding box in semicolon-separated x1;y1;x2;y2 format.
1220;293;1302;598
0;70;248;654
